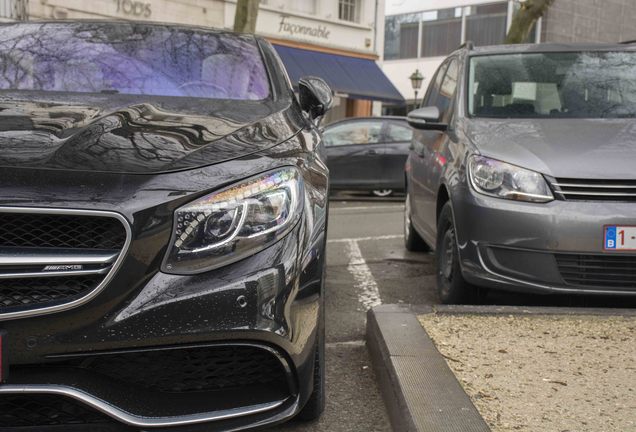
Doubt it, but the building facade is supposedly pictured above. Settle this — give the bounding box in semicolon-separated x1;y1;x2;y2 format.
0;0;403;122
541;0;636;44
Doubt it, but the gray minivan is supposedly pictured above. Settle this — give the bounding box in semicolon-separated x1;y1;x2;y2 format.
404;42;636;303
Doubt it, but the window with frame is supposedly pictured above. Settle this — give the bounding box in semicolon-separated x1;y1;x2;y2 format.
339;0;359;23
421;8;462;58
422;60;449;108
465;2;508;47
436;58;459;121
384;13;421;60
385;122;413;143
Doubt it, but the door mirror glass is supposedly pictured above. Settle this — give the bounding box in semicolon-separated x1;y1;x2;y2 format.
299;76;333;123
407;106;447;131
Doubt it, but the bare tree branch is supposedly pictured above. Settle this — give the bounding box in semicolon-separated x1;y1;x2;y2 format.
505;0;554;44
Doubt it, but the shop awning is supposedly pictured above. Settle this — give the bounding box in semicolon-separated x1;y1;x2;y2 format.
273;44;404;104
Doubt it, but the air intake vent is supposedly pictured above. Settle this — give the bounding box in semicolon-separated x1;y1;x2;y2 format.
51;345;289;393
0;394;113;428
556;253;636;290
0;212;126;249
0;208;129;317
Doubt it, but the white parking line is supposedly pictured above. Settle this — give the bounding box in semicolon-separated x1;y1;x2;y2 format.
331;205;404;212
328;234;403;244
326;340;366;348
345;239;382;311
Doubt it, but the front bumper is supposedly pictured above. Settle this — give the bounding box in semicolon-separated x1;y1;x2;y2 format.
0;219;326;431
453;187;636;295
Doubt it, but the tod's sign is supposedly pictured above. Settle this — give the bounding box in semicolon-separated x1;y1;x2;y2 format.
113;0;152;18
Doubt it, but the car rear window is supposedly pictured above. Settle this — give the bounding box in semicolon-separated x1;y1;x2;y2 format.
0;23;270;100
469;51;636;118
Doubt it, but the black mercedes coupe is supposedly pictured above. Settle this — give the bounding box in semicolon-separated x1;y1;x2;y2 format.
0;21;332;431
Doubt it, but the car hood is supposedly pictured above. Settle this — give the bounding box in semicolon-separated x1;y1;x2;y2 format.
0;93;300;174
465;118;636;179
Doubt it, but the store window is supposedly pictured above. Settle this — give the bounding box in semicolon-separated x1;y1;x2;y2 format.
339;0;359;22
421;8;462;58
465;3;508;47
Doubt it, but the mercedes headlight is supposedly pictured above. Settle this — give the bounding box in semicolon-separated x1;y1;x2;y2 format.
162;167;302;274
468;155;553;203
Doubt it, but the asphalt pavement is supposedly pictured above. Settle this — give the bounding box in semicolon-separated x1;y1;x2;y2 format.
271;195;433;432
269;192;636;432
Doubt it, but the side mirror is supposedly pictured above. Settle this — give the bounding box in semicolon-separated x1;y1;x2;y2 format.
299;76;333;123
407;106;447;131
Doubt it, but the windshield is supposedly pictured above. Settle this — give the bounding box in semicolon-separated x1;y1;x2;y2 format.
468;51;636;118
0;23;270;100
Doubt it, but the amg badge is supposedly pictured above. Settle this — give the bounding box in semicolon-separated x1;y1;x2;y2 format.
43;264;84;271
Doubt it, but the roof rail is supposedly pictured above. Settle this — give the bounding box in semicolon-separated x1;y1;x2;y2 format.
620;39;636;44
458;41;475;50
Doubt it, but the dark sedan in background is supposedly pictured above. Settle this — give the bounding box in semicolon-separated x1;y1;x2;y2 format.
0;21;332;431
324;116;412;197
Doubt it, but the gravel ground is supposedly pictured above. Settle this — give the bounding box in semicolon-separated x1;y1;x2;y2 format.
419;314;636;432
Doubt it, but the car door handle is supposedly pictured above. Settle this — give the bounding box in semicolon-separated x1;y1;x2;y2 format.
366;149;378;155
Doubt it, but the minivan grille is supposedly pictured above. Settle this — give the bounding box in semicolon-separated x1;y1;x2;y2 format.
0;210;128;315
551;178;636;201
556;253;636;289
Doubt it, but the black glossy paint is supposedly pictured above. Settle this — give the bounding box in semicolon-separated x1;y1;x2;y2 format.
0;21;329;431
324;117;411;192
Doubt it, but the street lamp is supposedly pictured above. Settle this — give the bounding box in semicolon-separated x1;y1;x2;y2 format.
409;69;424;111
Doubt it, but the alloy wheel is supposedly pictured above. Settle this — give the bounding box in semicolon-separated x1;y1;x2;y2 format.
440;227;455;280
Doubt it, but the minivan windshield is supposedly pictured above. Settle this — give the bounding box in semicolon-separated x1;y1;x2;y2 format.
469;51;636;118
0;23;270;100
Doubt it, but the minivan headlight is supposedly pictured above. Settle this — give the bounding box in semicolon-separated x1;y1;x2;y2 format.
468;155;553;203
162;167;302;274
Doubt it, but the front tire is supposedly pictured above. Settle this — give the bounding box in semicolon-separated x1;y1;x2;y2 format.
295;336;325;421
436;202;476;304
296;256;326;421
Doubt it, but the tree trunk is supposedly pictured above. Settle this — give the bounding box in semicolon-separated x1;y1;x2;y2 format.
505;0;554;44
234;0;261;33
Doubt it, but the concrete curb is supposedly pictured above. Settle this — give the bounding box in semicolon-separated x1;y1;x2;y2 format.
426;304;636;317
367;303;636;432
366;304;490;432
